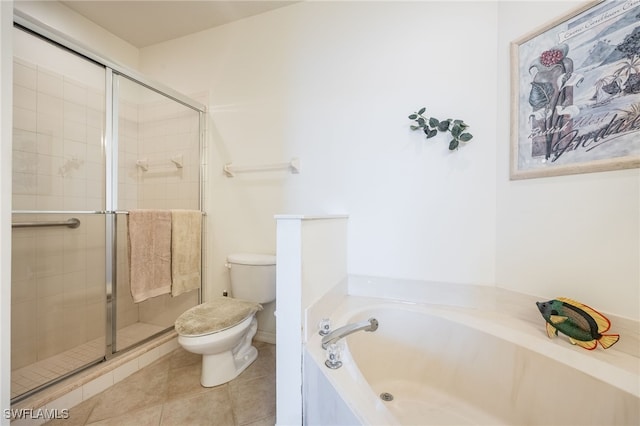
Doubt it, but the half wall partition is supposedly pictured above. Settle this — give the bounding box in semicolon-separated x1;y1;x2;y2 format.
10;16;206;403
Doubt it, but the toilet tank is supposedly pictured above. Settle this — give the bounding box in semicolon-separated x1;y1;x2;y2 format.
227;253;276;303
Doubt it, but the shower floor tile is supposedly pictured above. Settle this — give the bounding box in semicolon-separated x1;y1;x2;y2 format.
11;322;166;400
11;341;103;400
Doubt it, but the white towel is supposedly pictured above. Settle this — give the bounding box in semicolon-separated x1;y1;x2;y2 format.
127;210;172;303
171;209;202;297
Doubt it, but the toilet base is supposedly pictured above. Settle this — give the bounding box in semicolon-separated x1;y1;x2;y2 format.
200;318;259;387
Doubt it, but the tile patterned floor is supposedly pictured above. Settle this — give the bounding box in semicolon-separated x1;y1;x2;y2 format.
11;339;104;400
12;323;166;400
44;342;276;426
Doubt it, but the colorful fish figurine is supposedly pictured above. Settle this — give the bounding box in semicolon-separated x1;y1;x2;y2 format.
536;297;619;350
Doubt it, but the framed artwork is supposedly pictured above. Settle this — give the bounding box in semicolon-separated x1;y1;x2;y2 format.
510;0;640;179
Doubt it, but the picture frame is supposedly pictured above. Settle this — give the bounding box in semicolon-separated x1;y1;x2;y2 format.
510;0;640;180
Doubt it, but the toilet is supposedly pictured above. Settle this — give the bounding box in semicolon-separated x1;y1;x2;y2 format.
174;253;276;387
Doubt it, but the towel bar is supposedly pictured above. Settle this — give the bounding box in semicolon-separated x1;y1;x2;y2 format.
136;155;183;172
223;157;300;177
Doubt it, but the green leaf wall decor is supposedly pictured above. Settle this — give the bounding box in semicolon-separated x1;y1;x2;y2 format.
408;107;473;150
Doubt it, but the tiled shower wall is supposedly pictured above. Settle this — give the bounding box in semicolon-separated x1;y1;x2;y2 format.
12;58;106;212
11;57;107;370
116;86;203;332
12;55;204;371
133;88;203;327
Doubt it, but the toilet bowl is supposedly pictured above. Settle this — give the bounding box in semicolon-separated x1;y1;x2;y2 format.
176;299;261;387
175;253;276;387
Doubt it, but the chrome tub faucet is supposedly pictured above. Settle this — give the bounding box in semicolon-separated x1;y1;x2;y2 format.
321;318;379;350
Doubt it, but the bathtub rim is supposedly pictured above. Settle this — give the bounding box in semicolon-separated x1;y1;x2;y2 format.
316;296;639;398
306;295;640;425
303;276;639;425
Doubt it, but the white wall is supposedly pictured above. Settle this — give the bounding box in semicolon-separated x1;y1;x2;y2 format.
140;1;499;303
140;0;638;321
496;1;640;321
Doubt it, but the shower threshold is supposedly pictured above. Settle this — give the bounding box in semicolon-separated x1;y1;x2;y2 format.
11;322;166;402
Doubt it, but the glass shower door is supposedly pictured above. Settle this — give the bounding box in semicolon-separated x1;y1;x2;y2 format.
112;74;201;352
11;16;205;403
11;27;107;401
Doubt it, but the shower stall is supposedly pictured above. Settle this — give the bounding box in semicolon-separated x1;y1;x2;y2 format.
10;14;206;403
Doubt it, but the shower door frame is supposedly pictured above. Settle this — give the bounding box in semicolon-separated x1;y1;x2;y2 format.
106;71;206;357
11;10;206;401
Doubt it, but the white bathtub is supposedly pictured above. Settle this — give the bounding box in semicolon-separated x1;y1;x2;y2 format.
304;296;640;425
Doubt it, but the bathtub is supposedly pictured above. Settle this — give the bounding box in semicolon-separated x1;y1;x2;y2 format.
304;295;640;425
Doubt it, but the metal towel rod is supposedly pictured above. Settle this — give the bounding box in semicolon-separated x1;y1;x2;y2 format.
12;218;81;229
223;157;300;177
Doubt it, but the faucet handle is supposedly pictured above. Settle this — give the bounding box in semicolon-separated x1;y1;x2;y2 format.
324;343;343;369
318;318;331;336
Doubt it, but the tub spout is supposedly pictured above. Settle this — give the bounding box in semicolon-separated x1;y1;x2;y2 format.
321;318;379;350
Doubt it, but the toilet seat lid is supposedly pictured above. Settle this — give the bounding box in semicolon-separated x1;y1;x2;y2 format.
175;297;263;337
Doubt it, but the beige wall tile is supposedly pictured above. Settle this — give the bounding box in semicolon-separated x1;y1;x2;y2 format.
37;68;63;98
14;59;37;89
14;106;37;132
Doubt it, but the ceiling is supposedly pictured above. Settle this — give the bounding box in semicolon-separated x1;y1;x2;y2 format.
59;0;297;48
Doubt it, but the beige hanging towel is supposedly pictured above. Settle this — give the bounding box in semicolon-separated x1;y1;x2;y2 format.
127;210;172;303
171;209;202;297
